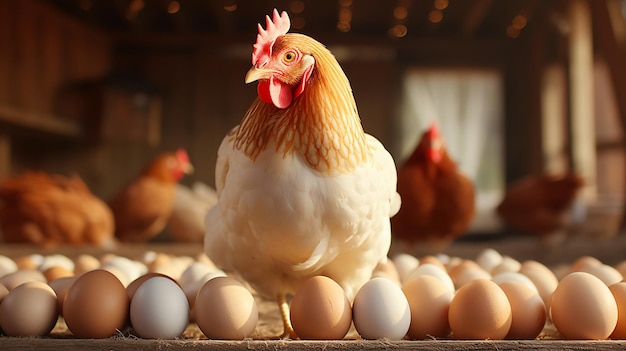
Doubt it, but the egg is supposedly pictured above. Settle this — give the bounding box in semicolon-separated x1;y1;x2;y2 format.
519;260;559;309
402;274;453;339
0;255;17;278
448;279;512;339
0;269;46;290
0;281;58;336
476;248;503;273
63;269;129;338
73;254;101;275
577;264;623;286
550;272;618;339
353;277;411;340
43;266;75;283
195;276;258;339
371;259;401;285
491;256;521;276
498;281;546;339
127;273;179;301
448;260;491;289
609;282;626;339
392;254;419;283
130;276;190;339
289;275;352;340
492;272;538;293
48;276;77;314
405;263;455;293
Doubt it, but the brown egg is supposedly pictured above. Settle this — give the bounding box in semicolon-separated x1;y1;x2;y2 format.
448;279;512;339
195;276;258;340
550;272;618;339
519;260;559;310
44;266;75;283
73;254;101;275
63;269;129;338
0;283;8;302
402;274;453;339
290;276;352;340
609;282;626;339
371;259;401;285
48;276;77;315
0;281;58;336
499;281;546;339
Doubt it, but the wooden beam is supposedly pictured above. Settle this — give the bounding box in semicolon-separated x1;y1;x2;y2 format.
568;0;596;200
462;0;493;37
590;0;626;233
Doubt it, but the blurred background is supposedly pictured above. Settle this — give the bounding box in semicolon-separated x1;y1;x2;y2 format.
0;0;625;246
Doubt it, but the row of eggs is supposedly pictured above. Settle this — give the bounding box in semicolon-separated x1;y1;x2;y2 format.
0;249;625;340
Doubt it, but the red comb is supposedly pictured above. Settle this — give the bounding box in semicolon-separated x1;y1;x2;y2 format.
427;122;440;138
175;148;189;163
252;9;290;67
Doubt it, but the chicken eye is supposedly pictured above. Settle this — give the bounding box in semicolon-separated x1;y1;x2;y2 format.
283;51;297;63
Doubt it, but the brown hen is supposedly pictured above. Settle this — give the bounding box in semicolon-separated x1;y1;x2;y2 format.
496;173;584;236
110;149;193;242
0;172;115;247
391;122;476;251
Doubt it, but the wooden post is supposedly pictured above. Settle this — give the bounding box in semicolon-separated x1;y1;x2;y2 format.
590;0;626;233
568;0;596;201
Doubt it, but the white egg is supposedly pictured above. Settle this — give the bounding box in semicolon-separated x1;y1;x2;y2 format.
353;277;411;340
392;254;419;283
130;276;190;339
0;256;17;278
406;263;455;292
39;254;75;273
476;248;503;273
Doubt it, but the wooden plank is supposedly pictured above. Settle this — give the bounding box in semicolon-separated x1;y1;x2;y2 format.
568;0;596;200
0;104;82;137
41;12;65;112
590;0;626;233
0;134;10;177
14;0;41;111
0;1;14;104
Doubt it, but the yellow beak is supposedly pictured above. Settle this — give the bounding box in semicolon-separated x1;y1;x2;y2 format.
245;66;277;84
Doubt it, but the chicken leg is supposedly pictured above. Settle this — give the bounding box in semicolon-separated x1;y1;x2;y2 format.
277;294;298;339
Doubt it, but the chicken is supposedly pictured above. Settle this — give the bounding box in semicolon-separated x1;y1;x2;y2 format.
110;149;194;242
391;122;476;251
496;173;584;237
0;172;115;247
204;10;400;338
167;182;217;242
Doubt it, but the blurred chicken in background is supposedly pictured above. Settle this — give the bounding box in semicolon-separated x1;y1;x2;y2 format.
0;172;115;247
391;122;476;252
167;181;217;242
110;148;193;242
496;173;585;241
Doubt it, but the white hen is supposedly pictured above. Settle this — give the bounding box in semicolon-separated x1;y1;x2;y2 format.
204;9;400;338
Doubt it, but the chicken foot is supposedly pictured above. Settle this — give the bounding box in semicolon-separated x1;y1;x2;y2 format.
277;294;298;339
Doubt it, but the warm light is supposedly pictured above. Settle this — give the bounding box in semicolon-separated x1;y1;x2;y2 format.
339;0;352;7
433;0;448;11
290;0;305;14
393;6;408;20
223;0;237;12
339;7;352;22
337;22;351;32
428;9;443;23
388;24;408;38
126;0;144;20
506;25;521;38
512;15;527;29
167;1;180;14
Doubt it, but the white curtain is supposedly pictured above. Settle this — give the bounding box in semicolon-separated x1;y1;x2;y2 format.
397;68;504;232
